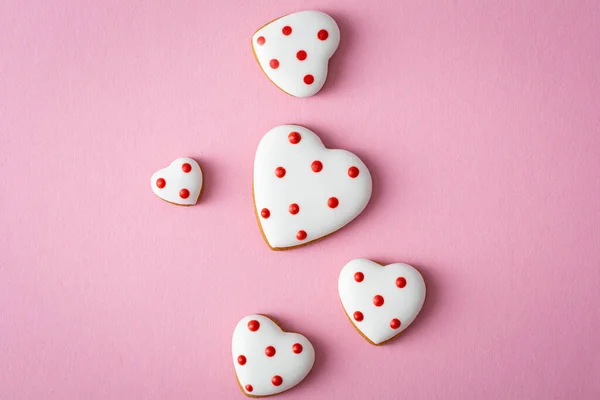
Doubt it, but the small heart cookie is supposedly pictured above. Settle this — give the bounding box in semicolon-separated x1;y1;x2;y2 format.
150;157;203;206
252;10;340;97
338;259;426;345
232;314;315;397
253;125;372;250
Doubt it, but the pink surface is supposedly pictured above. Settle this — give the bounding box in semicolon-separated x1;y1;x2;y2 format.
1;0;600;398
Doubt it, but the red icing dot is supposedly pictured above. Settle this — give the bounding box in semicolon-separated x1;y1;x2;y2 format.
257;36;265;45
296;230;307;240
156;178;166;189
275;167;286;178
272;375;283;386
261;208;270;219
354;272;364;282
248;320;260;332
288;131;301;144
265;346;276;357
292;343;303;354
245;384;253;392
237;355;247;365
289;203;300;215
296;50;307;61
373;295;384;307
353;311;364;322
396;277;407;288
327;197;339;208
282;26;292;35
179;189;190;199
318;29;329;40
303;74;314;85
311;160;323;172
348;166;360;178
182;163;192;173
390;318;401;329
269;59;279;69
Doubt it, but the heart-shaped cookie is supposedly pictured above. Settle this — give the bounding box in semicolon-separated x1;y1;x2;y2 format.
253;125;372;250
251;10;340;97
232;314;315;397
338;259;426;345
150;157;203;206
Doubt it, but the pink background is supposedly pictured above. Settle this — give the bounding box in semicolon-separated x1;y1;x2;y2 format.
1;0;600;398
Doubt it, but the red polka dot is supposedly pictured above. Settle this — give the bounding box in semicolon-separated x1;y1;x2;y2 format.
311;160;323;172
237;355;247;365
156;178;166;189
282;26;292;35
245;384;253;392
269;59;279;69
289;203;300;215
390;318;401;329
354;272;364;282
303;74;314;85
348;166;360;178
353;311;364;322
318;29;329;40
288;131;301;144
275;167;286;178
296;50;307;61
261;208;270;219
327;197;339;208
248;320;260;332
373;295;384;307
257;36;265;45
179;189;190;199
272;375;283;386
296;230;307;240
181;163;191;173
265;346;276;357
396;277;407;288
292;343;303;354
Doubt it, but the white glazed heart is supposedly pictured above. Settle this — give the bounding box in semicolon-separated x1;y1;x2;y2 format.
252;10;340;97
150;157;203;206
253;125;372;250
338;259;426;345
232;314;315;397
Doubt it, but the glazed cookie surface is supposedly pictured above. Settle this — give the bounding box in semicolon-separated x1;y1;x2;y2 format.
150;157;203;206
252;10;340;97
232;314;315;397
253;125;372;250
338;259;426;345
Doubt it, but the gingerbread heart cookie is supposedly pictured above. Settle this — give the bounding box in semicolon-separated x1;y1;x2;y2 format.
232;314;315;397
253;125;372;250
252;10;340;97
338;259;426;345
150;157;203;206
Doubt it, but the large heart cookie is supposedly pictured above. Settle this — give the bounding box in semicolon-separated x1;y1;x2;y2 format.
150;157;203;206
251;10;340;97
253;125;372;250
232;314;315;397
338;259;426;345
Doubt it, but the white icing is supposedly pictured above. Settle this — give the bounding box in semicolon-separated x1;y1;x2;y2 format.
150;157;203;206
254;125;372;250
252;10;340;97
232;314;315;397
338;259;426;345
